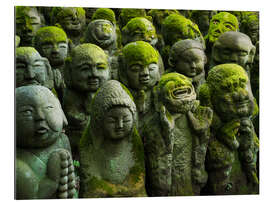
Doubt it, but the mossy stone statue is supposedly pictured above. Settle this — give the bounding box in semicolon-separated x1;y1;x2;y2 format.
16;85;76;199
50;7;86;47
16;6;44;46
142;73;213;196
33;26;69;76
168;39;207;94
79;80;146;197
198;64;259;195
240;12;259;45
63;43;111;155
119;41;163;133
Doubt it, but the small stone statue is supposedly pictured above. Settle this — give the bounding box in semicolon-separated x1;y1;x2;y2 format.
16;47;64;100
63;43;111;155
199;64;259;195
50;7;86;47
161;13;204;69
33;26;69;76
240;12;259;45
168;39;207;94
119;41;163;133
16;85;76;199
16;6;44;46
79;80;146;197
142;73;213;196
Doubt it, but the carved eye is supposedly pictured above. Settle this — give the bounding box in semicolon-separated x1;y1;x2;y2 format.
96;64;107;70
20;109;33;117
58;43;68;49
148;63;158;71
16;63;26;69
130;65;141;72
45;105;54;111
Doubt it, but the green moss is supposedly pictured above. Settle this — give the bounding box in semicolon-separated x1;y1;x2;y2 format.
87;176;114;196
33;26;68;47
162;14;202;46
50;7;85;25
120;83;135;101
92;8;116;24
158;72;192;90
122;41;159;66
16;47;38;57
15;35;20;47
148;9;180;29
119;8;151;27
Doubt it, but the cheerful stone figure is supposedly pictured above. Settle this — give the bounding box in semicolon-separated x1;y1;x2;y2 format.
142;73;213;196
33;26;69;76
16;6;44;46
16;47;64;100
51;7;86;47
63;43;111;155
119;41;163;132
16;85;76;199
79;80;146;197
199;64;259;195
168;39;207;94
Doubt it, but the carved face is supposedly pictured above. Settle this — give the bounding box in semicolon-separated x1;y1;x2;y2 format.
208;12;238;44
213;32;254;71
103;106;133;140
59;8;83;35
70;46;110;92
16;48;49;87
246;21;259;44
39;36;68;67
160;73;197;113
212;76;254;121
16;86;65;148
175;48;205;77
94;21;114;41
16;7;42;46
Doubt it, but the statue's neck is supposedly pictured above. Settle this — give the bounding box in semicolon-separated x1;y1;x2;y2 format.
102;137;130;157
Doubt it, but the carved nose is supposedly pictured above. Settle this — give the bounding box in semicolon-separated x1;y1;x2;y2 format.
140;67;149;76
35;108;45;121
25;67;35;79
116;119;123;129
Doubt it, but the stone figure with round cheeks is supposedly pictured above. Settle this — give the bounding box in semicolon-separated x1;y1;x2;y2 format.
16;85;67;148
16;6;43;46
207;12;239;44
103;107;133;140
122;41;160;91
122;17;158;47
16;47;53;89
34;26;68;67
211;31;256;74
66;43;110;93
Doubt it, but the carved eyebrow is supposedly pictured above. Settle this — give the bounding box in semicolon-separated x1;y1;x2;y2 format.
224;22;235;26
30;16;38;20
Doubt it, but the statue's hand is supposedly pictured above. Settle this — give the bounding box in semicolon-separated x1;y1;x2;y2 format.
188;107;213;135
238;118;254;150
219;119;240;150
47;149;76;198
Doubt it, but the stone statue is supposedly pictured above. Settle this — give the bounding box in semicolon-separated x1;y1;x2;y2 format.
240;12;259;45
161;13;205;69
79;80;146;197
16;47;65;101
33;26;69;77
119;41;163;133
142;73;213;196
50;7;86;47
63;43;111;156
168;39;207;94
16;6;44;46
199;64;259;195
16;85;76;199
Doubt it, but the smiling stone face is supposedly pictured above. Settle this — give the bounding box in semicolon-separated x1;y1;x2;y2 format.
16;85;66;148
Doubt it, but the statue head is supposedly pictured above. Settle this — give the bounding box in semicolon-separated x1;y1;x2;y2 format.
16;85;68;148
91;8;117;25
119;41;161;91
33;26;68;67
199;64;254;122
90;80;137;140
84;19;116;50
241;13;259;44
64;43;110;92
51;7;85;37
169;39;207;78
16;47;54;89
122;17;158;47
161;14;204;47
211;31;256;73
118;8;152;28
154;72;197;114
207;12;239;44
16;6;44;46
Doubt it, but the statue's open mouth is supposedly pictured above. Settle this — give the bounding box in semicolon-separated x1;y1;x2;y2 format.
237;100;249;107
172;87;192;99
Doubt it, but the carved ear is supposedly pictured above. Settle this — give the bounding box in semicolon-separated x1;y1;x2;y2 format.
42;57;54;90
168;56;176;68
248;45;256;64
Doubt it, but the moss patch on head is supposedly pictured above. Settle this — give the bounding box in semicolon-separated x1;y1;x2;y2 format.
16;46;39;57
33;26;68;47
158;72;193;90
148;9;179;29
50;7;85;25
16;6;34;17
92;8;116;24
122;41;159;66
207;64;248;95
119;8;151;27
212;12;239;28
162;14;202;46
